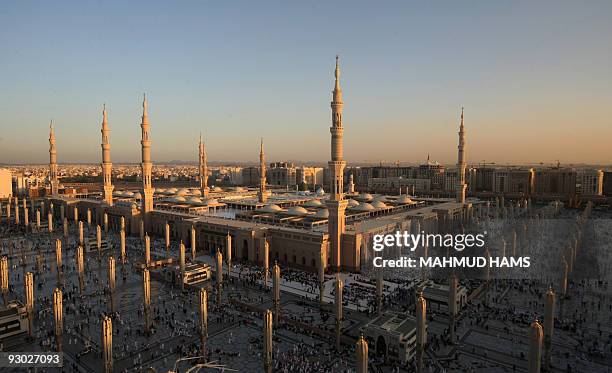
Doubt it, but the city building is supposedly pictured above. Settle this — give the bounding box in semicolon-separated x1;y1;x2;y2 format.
0;169;12;199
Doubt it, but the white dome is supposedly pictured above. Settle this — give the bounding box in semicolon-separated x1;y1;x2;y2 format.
201;198;218;205
287;206;308;216
213;186;224;192
125;191;135;197
173;196;187;203
359;193;374;201
347;199;360;207
177;188;190;196
192;189;202;196
395;196;415;204
371;200;387;209
373;196;388;203
314;209;329;218
353;202;375;212
260;204;282;213
167;188;178;194
133;192;142;200
304;199;323;207
156;188;166;193
113;191;122;196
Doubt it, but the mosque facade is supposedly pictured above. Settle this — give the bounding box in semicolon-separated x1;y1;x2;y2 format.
43;58;471;273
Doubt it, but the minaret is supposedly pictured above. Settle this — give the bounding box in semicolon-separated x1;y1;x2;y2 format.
49;121;59;196
326;56;348;271
101;104;114;206
140;94;154;226
199;134;209;197
456;108;467;204
258;138;267;203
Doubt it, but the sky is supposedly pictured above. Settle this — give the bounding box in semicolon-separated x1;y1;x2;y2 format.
0;1;611;165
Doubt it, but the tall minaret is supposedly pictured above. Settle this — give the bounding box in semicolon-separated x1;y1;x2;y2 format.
258;138;267;203
456;108;467;204
326;56;348;271
49;121;59;196
140;95;154;223
199;134;209;197
101;104;114;206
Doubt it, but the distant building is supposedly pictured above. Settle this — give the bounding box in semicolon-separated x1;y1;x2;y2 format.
296;167;324;188
241;167;260;187
0;169;12;199
368;177;430;194
533;167;576;198
576;169;603;196
444;169;458;192
421;280;468;314
492;168;534;195
268;162;296;187
474;167;495;193
417;162;445;190
603;171;612;197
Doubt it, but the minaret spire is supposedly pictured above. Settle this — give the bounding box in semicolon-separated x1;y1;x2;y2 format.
140;94;154;226
456;107;467;204
101;104;114;206
258;138;267;203
199;133;209;197
326;55;348;271
49;120;59;196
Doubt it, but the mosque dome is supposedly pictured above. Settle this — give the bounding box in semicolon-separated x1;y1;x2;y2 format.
313;209;329;218
395;195;415;204
233;186;246;192
156;188;166;193
371;200;387;209
167;188;178;194
358;193;374;202
260;204;282;213
188;197;202;204
173;196;187;203
304;199;323;207
125;191;135;197
213;186;224;192
133;192;142;200
346;199;360;207
201;198;218;205
287;206;309;216
113;191;122;196
353;202;375;212
373;196;388;203
177;188;190;196
192;189;202;196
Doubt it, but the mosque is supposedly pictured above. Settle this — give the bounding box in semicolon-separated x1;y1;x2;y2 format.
42;57;472;273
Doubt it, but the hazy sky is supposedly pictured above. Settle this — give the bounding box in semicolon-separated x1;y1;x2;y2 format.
1;1;611;165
